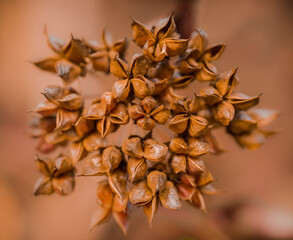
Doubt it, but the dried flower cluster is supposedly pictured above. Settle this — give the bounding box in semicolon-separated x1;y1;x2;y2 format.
29;13;278;234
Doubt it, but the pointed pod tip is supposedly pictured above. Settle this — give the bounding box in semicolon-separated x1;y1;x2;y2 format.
149;221;153;229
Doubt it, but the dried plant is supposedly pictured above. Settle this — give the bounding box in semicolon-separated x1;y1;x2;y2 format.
29;12;278;234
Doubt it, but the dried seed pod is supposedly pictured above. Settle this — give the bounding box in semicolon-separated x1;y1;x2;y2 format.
86;28;128;73
129;96;170;130
169;97;208;136
33;29;88;83
127;157;147;182
132;13;189;62
30;14;279;235
102;146;122;173
34;155;75;196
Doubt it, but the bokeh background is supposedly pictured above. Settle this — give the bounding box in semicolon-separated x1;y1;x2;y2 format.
0;0;293;239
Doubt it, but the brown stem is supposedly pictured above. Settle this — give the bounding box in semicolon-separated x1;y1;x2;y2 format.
174;0;198;38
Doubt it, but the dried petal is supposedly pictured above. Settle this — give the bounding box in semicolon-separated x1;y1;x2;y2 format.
197;170;214;187
33;57;59;72
175;182;195;201
186;157;205;174
110;103;129;125
151;106;170;124
200;86;222;106
191;190;206;210
214;69;238;97
228;111;257;135
189;95;206;114
112;194;128;213
122;137;144;158
63;36;88;64
129;181;153;205
32;100;58;117
130;54;148;76
188;138;210;157
148;61;173;80
69;142;84;165
75;118;95;138
131;18;154;48
61;128;80;142
96;117;117;137
112;211;128;236
248;108;279;127
143;139;168;161
168;114;189;134
112;79;131;102
180;174;196;187
153;78;169;95
89;204;111;231
55;58;82;83
57;93;83;110
110;57;129;78
227;93;261;110
54;155;73;176
112;37;128;54
159;181;181;210
137;116;156;130
171;75;194;88
141;96;157;114
164;38;189;57
143;39;167;62
235;129;266;150
189;28;207;51
143;196;158;227
44;27;65;53
169;137;188;154
55;109;79;131
127;157;147;182
100;92;117;113
42;86;64;102
80;155;106;176
200;184;220;196
108;170;127;200
188;115;208;137
102;146;122;173
33;176;54;195
83;102;106;120
196;61;218;82
180;57;200;75
83;132;107;152
204;132;225;155
52;175;75;195
170;155;186;174
128;105;145;119
170;100;188;114
155;13;175;40
201;44;225;61
213;101;235;126
96;181;114;210
89;51;109;72
131;75;155;99
147;171;167;194
36;156;54;176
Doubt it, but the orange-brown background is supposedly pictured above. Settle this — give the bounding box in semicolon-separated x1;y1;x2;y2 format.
0;0;292;239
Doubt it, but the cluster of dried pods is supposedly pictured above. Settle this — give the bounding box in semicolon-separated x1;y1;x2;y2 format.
29;13;278;234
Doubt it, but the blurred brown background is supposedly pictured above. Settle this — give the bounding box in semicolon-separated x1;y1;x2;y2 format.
0;0;293;239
